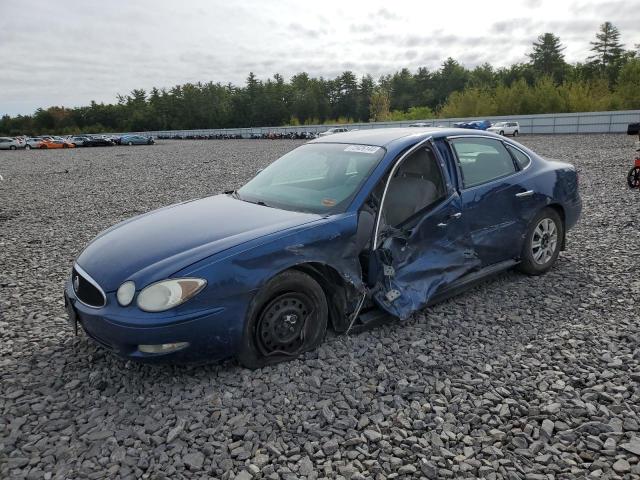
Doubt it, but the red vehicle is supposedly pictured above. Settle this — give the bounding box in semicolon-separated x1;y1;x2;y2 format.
40;138;75;149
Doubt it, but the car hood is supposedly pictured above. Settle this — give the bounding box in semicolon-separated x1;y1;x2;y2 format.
76;194;321;291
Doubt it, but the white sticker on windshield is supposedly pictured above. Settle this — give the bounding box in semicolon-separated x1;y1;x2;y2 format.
344;145;381;154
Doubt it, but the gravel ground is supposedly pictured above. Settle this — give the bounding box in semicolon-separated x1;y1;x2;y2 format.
1;135;639;480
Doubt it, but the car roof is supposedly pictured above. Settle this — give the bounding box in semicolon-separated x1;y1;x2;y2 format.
309;127;496;147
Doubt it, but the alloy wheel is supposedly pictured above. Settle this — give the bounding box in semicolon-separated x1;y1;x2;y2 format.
531;218;558;265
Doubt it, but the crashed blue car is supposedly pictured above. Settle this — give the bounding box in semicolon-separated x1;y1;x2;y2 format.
64;128;581;367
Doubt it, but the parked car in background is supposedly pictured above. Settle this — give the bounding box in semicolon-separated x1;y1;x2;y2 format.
64;127;581;367
120;134;154;145
408;122;433;127
71;136;91;146
453;120;492;130
39;138;76;149
25;138;44;149
488;121;520;136
318;127;349;137
0;137;25;150
84;137;115;147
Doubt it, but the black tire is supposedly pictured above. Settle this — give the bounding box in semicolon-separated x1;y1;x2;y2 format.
499;130;504;136
63;144;68;148
128;141;133;146
513;130;519;137
9;145;16;150
628;167;640;189
40;145;47;149
25;145;32;150
517;208;564;275
237;270;328;369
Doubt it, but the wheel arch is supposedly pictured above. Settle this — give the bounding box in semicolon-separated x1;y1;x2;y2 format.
289;262;359;333
546;203;566;250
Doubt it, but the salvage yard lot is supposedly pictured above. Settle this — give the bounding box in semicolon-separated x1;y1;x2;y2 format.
1;135;639;479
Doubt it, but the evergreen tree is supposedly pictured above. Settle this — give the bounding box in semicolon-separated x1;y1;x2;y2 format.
528;33;566;82
589;22;624;69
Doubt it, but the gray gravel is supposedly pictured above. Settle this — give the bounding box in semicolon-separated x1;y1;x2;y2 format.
1;135;639;479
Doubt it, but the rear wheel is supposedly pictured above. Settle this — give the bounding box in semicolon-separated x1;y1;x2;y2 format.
128;141;133;146
9;145;16;150
499;130;504;136
513;130;519;137
628;167;640;189
517;208;563;275
63;144;68;148
40;145;47;149
25;144;32;150
237;270;328;369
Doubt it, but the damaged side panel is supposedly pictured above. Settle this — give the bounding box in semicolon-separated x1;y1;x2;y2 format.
369;193;480;319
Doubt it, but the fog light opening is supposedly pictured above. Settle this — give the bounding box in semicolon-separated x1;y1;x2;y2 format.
138;342;189;354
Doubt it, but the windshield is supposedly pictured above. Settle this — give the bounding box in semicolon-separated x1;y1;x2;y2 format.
493;122;506;127
237;143;385;214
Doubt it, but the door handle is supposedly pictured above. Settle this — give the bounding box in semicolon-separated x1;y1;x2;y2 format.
515;190;534;198
438;212;462;227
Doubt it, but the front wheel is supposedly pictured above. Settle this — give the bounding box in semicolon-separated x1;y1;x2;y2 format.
237;270;328;369
628;167;640;189
127;141;133;146
513;130;519;137
40;145;47;149
9;145;16;150
518;208;564;275
25;144;32;150
499;130;504;136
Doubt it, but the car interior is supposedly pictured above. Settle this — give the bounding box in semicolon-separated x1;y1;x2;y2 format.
381;146;446;227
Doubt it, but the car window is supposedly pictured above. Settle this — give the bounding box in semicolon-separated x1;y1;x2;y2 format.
381;145;446;227
450;137;516;188
505;144;531;169
238;143;384;214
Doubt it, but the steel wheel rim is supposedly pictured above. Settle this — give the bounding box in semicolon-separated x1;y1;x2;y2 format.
531;218;558;265
256;292;313;356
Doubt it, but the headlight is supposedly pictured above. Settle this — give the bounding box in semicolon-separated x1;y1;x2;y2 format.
137;278;207;312
116;281;136;306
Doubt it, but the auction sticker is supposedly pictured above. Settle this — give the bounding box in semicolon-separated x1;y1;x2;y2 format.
344;145;381;154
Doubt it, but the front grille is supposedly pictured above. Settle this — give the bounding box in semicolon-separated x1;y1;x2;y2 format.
72;266;106;308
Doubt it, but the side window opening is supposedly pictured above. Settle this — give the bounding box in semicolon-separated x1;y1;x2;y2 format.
381;145;446;228
451;138;517;188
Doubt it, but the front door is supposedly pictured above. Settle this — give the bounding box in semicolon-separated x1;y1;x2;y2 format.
368;139;480;319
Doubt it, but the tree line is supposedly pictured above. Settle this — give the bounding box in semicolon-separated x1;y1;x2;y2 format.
1;22;639;136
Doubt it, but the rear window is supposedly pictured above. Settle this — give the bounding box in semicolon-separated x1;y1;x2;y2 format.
506;144;531;169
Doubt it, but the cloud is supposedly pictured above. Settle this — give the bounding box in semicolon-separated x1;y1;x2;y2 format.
369;8;400;21
287;23;327;38
1;0;640;116
350;23;374;33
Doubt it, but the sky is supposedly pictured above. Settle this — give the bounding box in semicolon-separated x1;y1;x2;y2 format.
1;0;639;116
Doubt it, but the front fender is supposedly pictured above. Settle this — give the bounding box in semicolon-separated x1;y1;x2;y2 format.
173;213;366;312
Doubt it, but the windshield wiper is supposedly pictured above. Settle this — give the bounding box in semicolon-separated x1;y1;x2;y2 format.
226;189;242;200
226;189;278;208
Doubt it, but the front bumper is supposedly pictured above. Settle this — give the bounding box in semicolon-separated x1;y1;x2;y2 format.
64;281;242;364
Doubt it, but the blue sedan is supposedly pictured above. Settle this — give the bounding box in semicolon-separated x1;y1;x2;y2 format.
64;128;581;367
120;134;155;145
